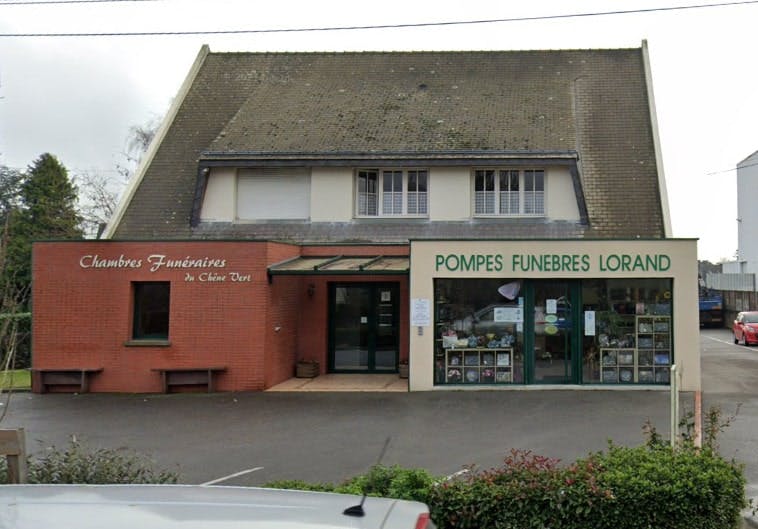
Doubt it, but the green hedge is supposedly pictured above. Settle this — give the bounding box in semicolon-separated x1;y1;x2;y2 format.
0;311;31;368
427;450;604;529
267;445;746;529
266;464;438;502
591;444;746;529
0;439;179;484
427;445;745;529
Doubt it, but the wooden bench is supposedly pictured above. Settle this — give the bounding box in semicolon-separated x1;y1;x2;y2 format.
31;368;103;393
151;367;227;393
0;429;27;483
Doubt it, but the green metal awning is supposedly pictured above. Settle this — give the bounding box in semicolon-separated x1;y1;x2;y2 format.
268;255;409;276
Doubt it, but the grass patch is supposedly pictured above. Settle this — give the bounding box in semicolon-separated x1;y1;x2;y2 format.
0;369;31;390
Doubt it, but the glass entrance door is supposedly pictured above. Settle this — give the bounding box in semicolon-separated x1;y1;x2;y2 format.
329;283;399;372
531;281;575;384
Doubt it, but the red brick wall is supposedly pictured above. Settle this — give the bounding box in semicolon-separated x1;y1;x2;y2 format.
32;241;300;392
301;245;409;257
32;241;408;392
264;243;303;387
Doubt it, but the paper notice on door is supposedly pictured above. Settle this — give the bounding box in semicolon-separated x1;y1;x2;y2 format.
584;311;596;336
546;299;558;314
410;298;431;327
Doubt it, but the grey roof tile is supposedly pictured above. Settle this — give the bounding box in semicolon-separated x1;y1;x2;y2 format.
112;48;665;242
191;219;588;243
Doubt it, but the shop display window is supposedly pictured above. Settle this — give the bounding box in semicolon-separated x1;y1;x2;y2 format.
434;279;524;385
434;277;672;386
582;279;673;385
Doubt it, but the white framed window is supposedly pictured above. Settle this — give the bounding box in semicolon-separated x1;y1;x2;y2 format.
357;169;428;217
357;170;379;216
524;169;545;215
382;170;403;215
474;169;496;214
474;169;544;216
407;170;428;215
499;170;520;215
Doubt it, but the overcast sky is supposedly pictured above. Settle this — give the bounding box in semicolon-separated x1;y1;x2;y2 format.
1;0;756;262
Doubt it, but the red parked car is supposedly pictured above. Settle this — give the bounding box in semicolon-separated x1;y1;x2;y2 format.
733;311;758;345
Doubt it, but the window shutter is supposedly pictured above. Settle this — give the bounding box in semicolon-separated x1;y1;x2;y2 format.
237;168;310;220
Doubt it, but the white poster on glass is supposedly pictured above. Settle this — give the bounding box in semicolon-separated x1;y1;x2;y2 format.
494;306;523;323
546;299;558;314
584;310;596;336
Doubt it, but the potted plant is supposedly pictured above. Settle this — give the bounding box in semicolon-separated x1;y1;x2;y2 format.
398;359;409;379
295;359;319;378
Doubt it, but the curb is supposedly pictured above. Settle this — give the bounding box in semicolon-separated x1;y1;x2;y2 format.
743;497;758;529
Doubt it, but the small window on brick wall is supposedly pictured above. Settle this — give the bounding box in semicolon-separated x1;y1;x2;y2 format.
132;282;170;340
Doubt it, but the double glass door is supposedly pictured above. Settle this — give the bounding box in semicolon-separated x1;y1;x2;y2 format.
329;283;399;372
531;281;575;384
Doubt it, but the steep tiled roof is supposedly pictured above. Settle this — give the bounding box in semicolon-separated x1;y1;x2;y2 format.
206;51;578;154
111;47;666;241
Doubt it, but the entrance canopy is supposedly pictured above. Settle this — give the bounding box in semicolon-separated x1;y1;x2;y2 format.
268;256;409;277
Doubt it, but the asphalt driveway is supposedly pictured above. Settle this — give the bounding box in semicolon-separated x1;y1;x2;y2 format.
2;328;756;495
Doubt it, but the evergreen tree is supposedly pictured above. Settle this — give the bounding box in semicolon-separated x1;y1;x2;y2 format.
5;153;83;292
1;154;82;367
0;165;22;224
0;164;26;369
21;153;83;239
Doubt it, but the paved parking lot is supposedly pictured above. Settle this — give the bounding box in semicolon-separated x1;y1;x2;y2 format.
699;327;758;498
2;328;757;495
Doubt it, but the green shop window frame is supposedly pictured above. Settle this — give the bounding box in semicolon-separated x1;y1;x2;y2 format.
433;278;673;386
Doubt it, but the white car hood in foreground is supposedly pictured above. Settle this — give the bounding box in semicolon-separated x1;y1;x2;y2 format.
0;484;432;529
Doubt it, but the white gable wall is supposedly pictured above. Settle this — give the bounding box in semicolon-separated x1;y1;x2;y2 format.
310;167;354;222
737;153;758;265
199;167;235;222
430;167;471;221
546;168;581;221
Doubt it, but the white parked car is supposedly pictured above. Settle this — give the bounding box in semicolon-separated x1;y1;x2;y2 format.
0;484;436;529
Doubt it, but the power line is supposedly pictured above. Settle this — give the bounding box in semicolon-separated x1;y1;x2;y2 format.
707;160;758;175
0;0;157;5
0;0;757;37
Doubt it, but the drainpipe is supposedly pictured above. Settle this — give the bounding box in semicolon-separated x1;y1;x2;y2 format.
694;390;703;448
670;364;679;447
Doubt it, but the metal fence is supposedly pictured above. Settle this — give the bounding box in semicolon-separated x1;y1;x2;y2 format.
704;273;758;325
705;272;755;292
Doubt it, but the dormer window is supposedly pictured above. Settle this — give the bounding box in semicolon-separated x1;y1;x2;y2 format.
474;169;544;216
357;169;428;217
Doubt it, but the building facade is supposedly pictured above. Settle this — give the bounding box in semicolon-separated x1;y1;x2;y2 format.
721;149;758;275
704;149;758;324
31;43;700;392
408;239;697;390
